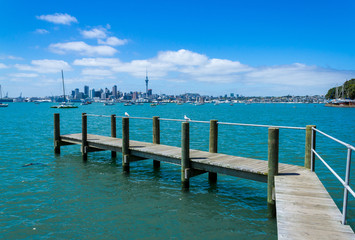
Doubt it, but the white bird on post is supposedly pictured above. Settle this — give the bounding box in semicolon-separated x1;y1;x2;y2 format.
184;115;190;121
125;112;129;117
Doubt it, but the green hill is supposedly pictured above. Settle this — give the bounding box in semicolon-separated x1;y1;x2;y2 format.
325;79;355;99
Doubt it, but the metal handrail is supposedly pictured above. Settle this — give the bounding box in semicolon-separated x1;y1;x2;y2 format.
218;122;306;130
313;128;355;151
85;114;111;118
83;114;307;129
311;127;354;225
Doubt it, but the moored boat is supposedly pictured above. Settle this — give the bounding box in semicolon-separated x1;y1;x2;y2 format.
51;70;78;109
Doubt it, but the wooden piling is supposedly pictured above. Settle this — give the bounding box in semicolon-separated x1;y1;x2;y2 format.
122;117;130;172
153;116;160;168
267;127;279;218
305;125;316;171
209;120;218;182
82;113;88;161
181;122;190;190
54;113;60;154
111;114;117;158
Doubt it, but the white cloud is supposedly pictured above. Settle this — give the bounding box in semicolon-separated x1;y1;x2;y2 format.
70;49;351;95
81;28;107;39
82;68;114;77
49;41;117;56
112;59;176;78
157;49;208;66
35;29;49;34
0;55;23;60
0;63;8;69
15;59;72;73
98;37;128;46
10;73;39;78
36;13;78;25
245;63;339;86
73;58;121;67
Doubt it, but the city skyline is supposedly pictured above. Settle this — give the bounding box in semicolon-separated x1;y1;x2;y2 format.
1;0;355;97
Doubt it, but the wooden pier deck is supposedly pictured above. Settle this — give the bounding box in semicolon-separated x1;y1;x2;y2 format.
275;172;354;239
59;133;354;239
61;133;302;181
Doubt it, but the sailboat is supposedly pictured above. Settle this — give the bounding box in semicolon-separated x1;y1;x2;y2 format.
51;70;78;109
0;85;8;107
325;83;355;108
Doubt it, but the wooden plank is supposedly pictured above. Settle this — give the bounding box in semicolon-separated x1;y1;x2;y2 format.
275;170;354;240
278;224;355;240
277;214;354;233
190;161;267;183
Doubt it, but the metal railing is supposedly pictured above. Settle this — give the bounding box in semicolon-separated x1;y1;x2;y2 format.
311;127;355;224
79;114;355;224
84;114;308;129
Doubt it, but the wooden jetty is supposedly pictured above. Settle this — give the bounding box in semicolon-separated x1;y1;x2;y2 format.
53;113;355;239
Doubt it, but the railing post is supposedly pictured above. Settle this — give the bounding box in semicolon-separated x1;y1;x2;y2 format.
111;114;117;158
122;117;130;172
305;125;316;171
342;148;352;224
82;113;88;161
153;116;160;168
54;113;60;154
181;122;190;190
209;119;218;183
267;127;279;218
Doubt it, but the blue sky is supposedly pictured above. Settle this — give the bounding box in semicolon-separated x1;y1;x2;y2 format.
1;0;354;97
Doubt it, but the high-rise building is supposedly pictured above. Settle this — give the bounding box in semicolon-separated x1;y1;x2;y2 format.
84;85;89;97
132;91;138;101
74;88;80;99
90;89;95;98
112;85;117;99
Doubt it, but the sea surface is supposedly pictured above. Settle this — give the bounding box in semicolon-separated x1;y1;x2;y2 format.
0;102;354;239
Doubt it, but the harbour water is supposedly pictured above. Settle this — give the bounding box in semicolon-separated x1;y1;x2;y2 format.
0;102;354;239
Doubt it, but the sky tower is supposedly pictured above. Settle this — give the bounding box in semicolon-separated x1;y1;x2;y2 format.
145;69;149;95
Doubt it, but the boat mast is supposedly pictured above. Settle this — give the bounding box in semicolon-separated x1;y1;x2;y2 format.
62;70;66;103
335;86;339;99
0;85;2;100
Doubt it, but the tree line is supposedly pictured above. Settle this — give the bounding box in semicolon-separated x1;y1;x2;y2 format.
325;79;355;99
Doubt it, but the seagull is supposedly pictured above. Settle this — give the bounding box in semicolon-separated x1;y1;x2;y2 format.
125;112;129;117
184;115;190;121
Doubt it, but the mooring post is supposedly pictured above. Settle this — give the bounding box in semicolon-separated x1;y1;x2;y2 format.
82;113;88;161
305;125;316;171
181;122;190;190
111;114;117;158
153;116;160;168
267;127;279;218
54;113;60;154
122;117;130;172
209;119;218;183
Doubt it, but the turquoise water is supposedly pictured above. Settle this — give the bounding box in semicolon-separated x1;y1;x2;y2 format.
0;102;354;239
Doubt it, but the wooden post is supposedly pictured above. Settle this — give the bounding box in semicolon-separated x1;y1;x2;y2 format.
209;119;218;183
111;114;117;158
82;113;88;161
122;117;130;172
267;127;279;218
54;113;60;154
181;122;190;190
153;116;160;168
305;125;316;171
